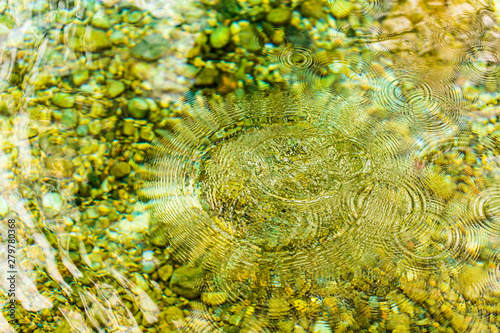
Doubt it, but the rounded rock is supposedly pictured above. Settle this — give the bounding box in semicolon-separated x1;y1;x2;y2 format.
42;192;63;218
0;195;9;217
210;26;231;49
110;161;131;178
266;8;291;25
158;264;173;281
52;93;75;108
169;266;204;299
107;80;125;98
128;98;149;119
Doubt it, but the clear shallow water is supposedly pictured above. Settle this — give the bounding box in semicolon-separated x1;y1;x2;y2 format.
1;0;500;332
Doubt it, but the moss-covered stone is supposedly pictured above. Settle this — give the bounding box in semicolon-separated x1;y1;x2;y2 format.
132;33;168;62
195;67;219;86
52;93;75;108
128;98;149;119
91;10;111;29
210;26;231;49
266;7;291;25
158;264;173;282
72;70;89;87
107;79;125;98
110;161;131;178
169;266;204;299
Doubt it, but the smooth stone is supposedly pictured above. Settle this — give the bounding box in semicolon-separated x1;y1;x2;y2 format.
76;125;88;136
46;156;74;178
107;79;125;98
210;26;231;49
88;120;102;135
0;195;9;217
328;0;353;19
163;306;184;325
59;234;79;251
266;8;291;25
84;28;111;52
158;264;173;282
142;261;156;274
52;93;75;108
128;98;149;119
110;161;131;178
42;192;63;218
196;67;219;86
201;292;227;306
169;266;204;299
110;30;126;45
61;109;78;128
128;11;143;24
300;1;325;19
123;121;136;136
72;70;89;87
132;33;168;62
268;298;290;318
88;171;101;188
91;11;111;29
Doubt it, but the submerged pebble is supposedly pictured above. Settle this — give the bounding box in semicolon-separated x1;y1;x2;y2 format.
210;26;231;49
42;192;63;218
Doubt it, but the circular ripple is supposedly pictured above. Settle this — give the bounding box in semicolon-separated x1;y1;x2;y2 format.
426;14;454;32
456;42;500;85
395;213;462;269
275;46;315;72
139;85;476;325
357;0;395;19
340;173;428;250
470;187;500;235
199;122;374;251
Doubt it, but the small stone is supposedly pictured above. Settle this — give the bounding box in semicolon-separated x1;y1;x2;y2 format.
46;157;74;178
72;70;89;86
268;298;290;319
97;203;111;216
195;67;219;86
164;306;184;326
59;234;79;251
42;192;63;218
87;252;103;270
158;264;173;282
107;80;125;98
327;0;353;19
110;161;131;178
128;98;149;119
266;8;291;25
201;292;227;306
123;121;136;136
451;314;468;332
128;11;143;24
61;109;79;128
142;261;156;274
76;124;88;136
0;195;9;217
132;33;168;62
139;126;154;141
110;30;126;45
300;1;325;19
387;313;410;331
169;266;204;299
88;171;101;188
84;28;111;52
91;10;111;29
210;26;231;49
52;93;75;108
88;120;102;135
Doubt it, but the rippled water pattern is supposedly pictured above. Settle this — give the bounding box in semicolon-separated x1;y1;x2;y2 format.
1;0;500;332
